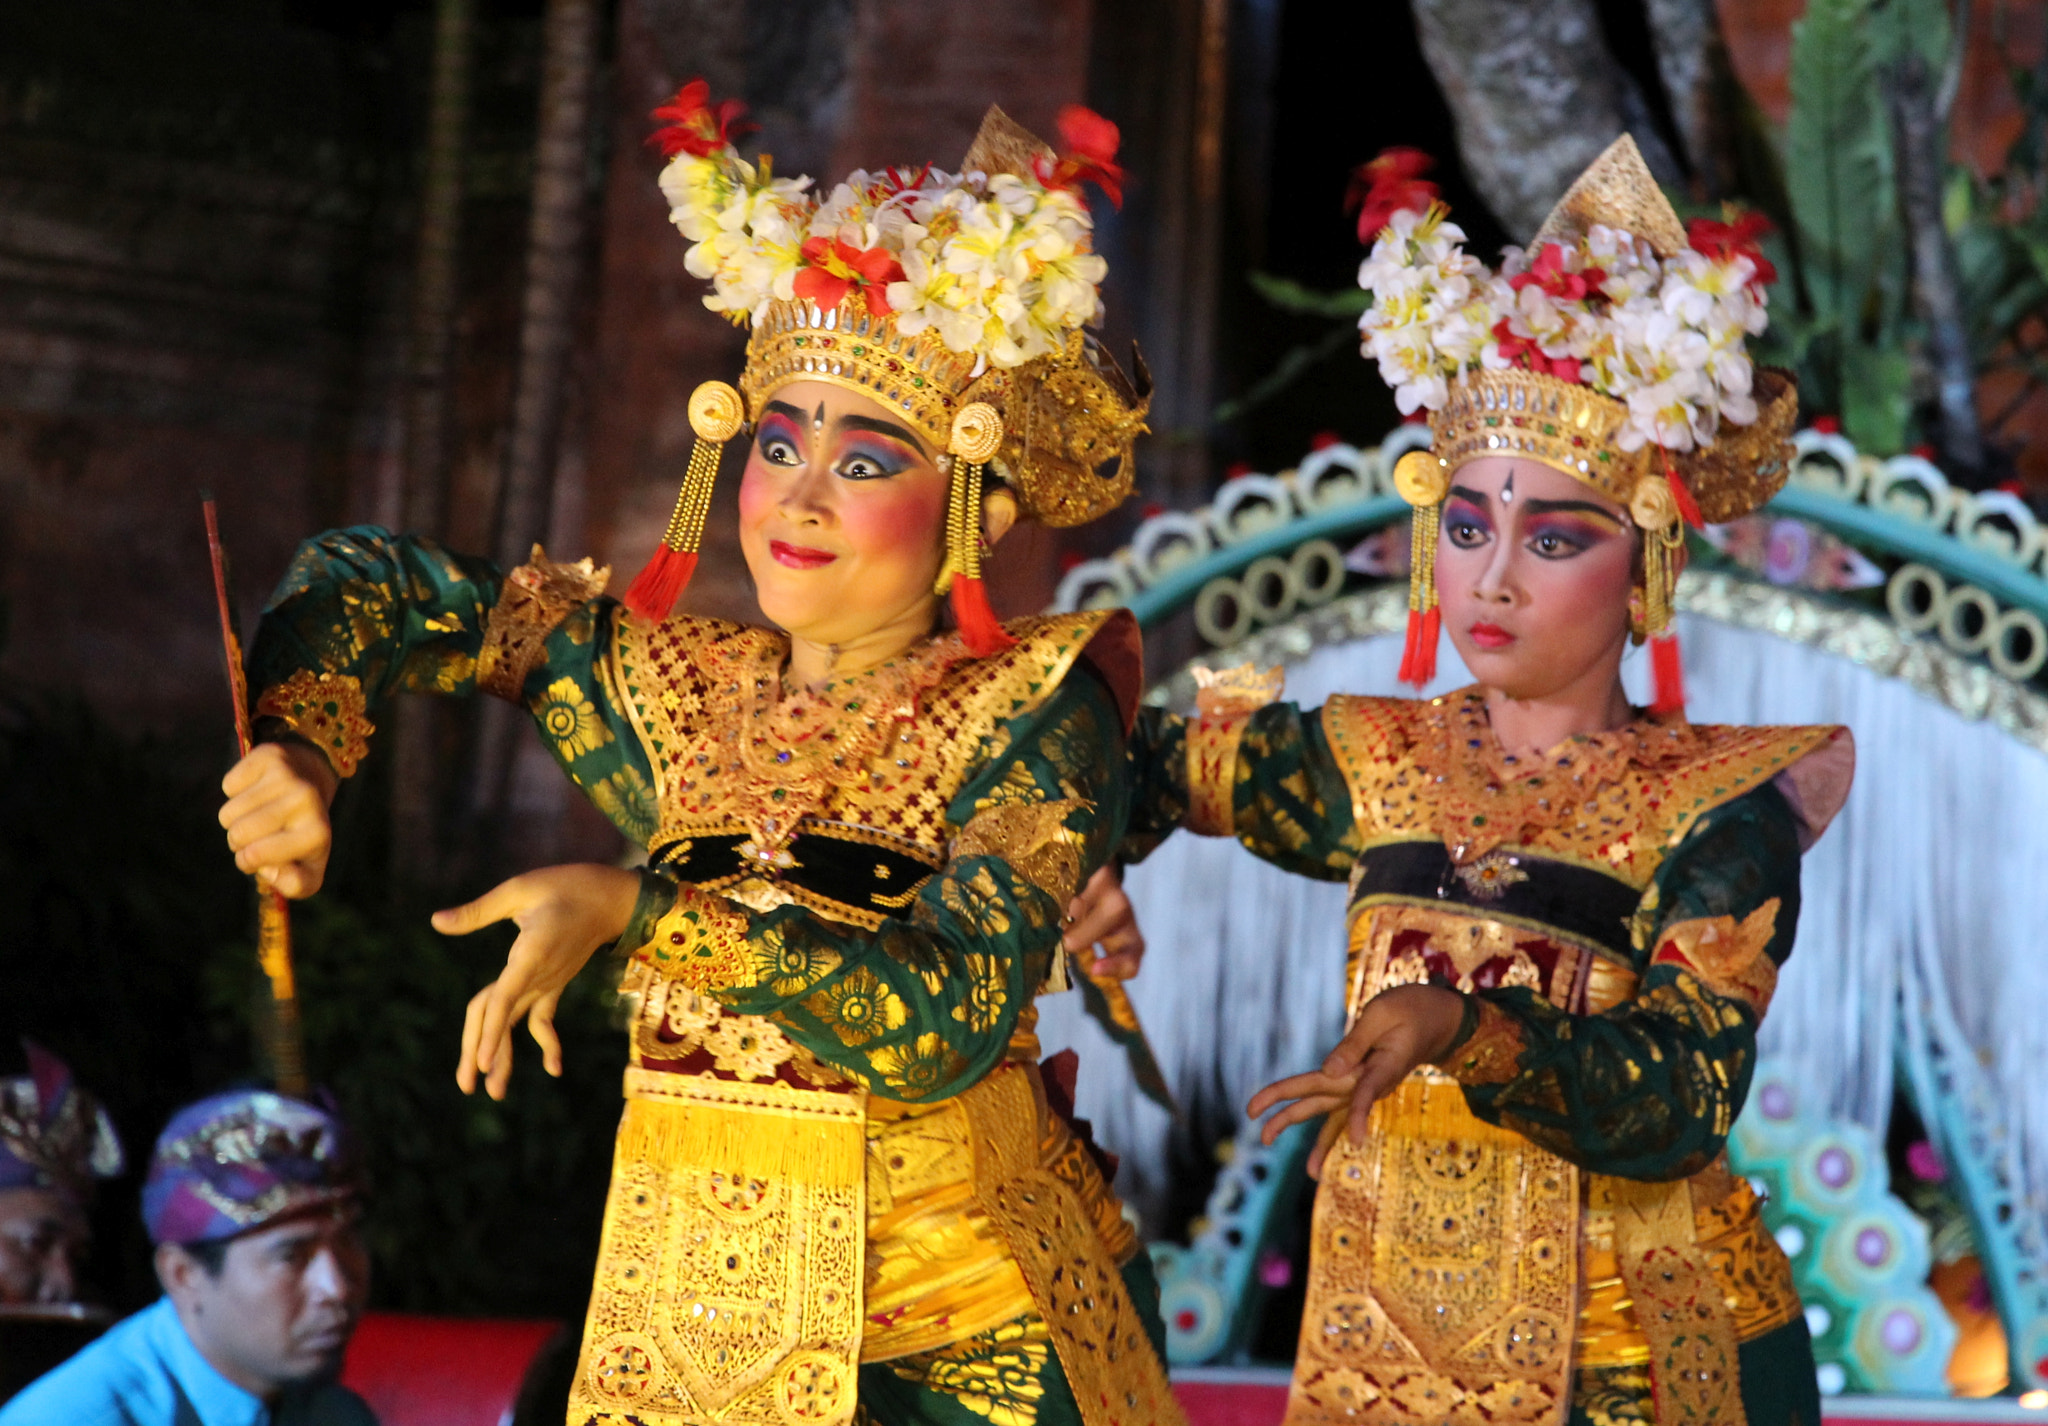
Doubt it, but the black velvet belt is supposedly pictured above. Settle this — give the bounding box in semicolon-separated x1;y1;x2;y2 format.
649;828;940;921
1352;838;1641;960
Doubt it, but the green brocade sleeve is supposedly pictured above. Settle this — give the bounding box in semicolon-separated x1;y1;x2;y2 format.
1454;780;1804;1182
248;526;659;845
1122;702;1359;880
624;670;1130;1102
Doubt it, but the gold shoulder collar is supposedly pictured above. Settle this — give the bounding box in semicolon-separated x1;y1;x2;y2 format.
1320;694;1434;834
1653;721;1852;851
976;609;1141;733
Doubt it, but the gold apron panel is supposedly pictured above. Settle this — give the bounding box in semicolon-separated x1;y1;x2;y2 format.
571;1068;867;1426
1287;1076;1579;1426
960;1063;1187;1426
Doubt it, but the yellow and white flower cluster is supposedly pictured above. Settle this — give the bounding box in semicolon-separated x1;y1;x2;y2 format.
1357;208;1771;452
656;140;1109;371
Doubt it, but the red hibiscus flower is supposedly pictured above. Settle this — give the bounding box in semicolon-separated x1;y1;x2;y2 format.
1687;210;1777;288
1346;148;1438;244
793;236;906;315
648;79;753;159
1034;106;1125;208
1508;243;1606;302
1491;320;1583;383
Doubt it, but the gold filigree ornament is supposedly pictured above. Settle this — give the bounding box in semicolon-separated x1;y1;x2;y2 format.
254;670;374;777
476;544;609;702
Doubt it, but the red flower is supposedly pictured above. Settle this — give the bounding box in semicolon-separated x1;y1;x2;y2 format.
1035;106;1124;208
1508;243;1606;302
1491;320;1583;383
793;236;906;315
1686;210;1777;288
1811;414;1841;435
1346;148;1438;244
649;79;753;159
1309;429;1344;450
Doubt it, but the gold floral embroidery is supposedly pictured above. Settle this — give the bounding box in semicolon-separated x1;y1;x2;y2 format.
870;1034;962;1098
1185;664;1283;836
533;676;611;758
590;767;657;843
884;1314;1051;1426
702;1017;794;1081
754;930;840;998
943;867;1015;937
951;954;1009;1034
255;670;375;777
810;968;910;1047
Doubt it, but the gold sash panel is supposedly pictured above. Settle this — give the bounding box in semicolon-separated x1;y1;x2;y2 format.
1287;1075;1580;1425
571;1068;867;1426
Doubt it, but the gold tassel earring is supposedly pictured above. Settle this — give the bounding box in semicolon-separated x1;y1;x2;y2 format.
1391;450;1450;687
623;381;746;622
935;402;1015;656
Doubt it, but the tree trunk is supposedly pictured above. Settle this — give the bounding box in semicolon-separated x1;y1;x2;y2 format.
1409;0;1682;241
1642;0;1738;198
1887;49;1984;482
389;0;475;890
465;0;606;860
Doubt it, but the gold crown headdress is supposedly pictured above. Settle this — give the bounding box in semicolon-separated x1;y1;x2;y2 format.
1355;135;1796;711
623;87;1150;655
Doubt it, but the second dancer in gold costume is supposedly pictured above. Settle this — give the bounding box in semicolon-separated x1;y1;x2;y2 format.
1123;139;1853;1426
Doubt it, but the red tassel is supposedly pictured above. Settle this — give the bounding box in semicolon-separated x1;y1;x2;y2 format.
1661;451;1705;529
622;546;697;623
948;576;1017;658
1397;606;1439;688
1650;631;1687;715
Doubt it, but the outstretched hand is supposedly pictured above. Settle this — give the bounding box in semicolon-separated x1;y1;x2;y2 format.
439;864;643;1101
219;742;339;899
1062;866;1146;980
1245;983;1468;1178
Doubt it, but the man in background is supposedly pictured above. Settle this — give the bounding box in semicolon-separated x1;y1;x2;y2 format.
0;1088;376;1425
0;1041;124;1308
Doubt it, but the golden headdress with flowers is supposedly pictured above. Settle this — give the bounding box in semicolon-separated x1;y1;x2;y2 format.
1352;136;1795;710
624;83;1150;654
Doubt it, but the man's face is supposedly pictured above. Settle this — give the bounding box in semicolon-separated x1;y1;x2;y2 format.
0;1186;89;1305
161;1203;369;1399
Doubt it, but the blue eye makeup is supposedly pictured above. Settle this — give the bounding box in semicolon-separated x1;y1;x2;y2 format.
1444;498;1492;548
1524;516;1616;560
833;440;912;481
756;415;804;467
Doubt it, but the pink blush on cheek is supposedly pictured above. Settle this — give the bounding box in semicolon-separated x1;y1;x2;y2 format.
838;481;947;561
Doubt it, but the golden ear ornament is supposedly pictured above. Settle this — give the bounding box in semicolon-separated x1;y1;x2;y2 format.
623;379;747;623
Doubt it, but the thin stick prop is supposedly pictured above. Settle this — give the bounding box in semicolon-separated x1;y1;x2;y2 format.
204;499;308;1097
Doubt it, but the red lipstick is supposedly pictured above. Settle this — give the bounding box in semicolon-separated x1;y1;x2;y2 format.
770;540;837;569
1469;622;1514;650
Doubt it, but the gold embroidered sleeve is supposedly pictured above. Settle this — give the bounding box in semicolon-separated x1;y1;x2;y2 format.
1439;997;1527;1086
1185;664;1284;836
954;797;1089;907
1456;782;1806;1181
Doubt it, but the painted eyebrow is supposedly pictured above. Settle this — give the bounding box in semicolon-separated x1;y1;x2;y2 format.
837;414;929;456
1521;497;1624;523
1446;484;1491;509
761;401;807;427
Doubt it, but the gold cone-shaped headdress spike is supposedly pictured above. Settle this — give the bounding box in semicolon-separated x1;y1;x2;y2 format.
1529;134;1688;256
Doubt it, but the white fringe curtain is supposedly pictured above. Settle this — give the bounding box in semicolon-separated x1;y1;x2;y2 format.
1038;617;2048;1236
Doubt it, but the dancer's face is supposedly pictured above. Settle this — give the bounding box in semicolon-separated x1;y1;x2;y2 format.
1435;457;1636;701
737;381;956;647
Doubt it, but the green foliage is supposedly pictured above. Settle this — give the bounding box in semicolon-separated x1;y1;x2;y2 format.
1245;272;1371;319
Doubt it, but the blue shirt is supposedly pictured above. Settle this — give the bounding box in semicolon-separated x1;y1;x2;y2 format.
0;1298;376;1426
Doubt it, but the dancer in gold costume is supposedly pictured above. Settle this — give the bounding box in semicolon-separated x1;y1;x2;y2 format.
219;89;1180;1426
1122;139;1854;1425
